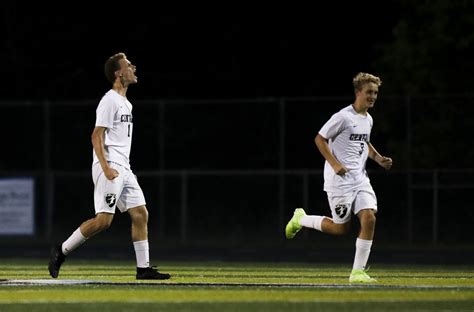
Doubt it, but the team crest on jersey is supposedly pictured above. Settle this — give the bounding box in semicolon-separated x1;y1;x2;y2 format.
335;204;349;218
105;193;117;208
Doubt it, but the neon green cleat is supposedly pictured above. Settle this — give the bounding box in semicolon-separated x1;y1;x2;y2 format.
285;208;306;239
349;269;377;283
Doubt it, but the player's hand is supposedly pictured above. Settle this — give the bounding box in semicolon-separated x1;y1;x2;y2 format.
378;156;393;170
333;163;349;176
104;167;119;180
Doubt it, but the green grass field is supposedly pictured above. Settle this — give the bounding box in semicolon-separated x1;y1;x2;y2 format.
0;259;473;311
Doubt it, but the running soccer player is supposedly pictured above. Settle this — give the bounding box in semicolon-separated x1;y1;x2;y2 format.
48;52;170;280
285;72;392;283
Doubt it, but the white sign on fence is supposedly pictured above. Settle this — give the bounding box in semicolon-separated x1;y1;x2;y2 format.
0;178;34;235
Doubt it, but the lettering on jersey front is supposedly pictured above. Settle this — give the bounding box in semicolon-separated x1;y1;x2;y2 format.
349;133;368;142
121;115;133;123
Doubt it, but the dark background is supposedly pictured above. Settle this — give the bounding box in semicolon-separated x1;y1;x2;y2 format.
1;1;473;262
2;2;405;100
1;1;472;169
3;2;473;98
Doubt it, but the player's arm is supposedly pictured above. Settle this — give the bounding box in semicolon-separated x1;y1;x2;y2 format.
315;134;348;176
91;126;119;180
368;142;392;170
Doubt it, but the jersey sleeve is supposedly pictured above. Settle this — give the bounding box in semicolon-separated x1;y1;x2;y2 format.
95;97;117;129
318;112;346;140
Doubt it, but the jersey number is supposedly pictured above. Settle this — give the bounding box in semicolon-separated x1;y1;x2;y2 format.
128;124;131;137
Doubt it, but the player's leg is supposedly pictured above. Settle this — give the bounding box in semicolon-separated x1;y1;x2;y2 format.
128;205;170;280
122;170;170;280
78;213;114;238
286;192;354;239
64;162;123;252
63;212;114;255
357;208;376;240
48;162;122;278
48;212;115;279
352;208;376;271
128;205;150;267
285;208;351;239
349;189;377;283
319;217;351;235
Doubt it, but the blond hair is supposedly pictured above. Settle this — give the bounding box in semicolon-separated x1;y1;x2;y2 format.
352;72;382;92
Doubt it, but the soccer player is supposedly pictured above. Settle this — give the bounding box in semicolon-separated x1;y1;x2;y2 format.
48;52;170;280
285;72;392;283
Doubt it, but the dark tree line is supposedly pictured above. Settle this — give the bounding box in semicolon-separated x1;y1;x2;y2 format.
371;0;474;169
374;0;474;95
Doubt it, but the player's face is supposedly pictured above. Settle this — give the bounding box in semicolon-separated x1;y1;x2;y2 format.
356;82;378;109
118;58;138;85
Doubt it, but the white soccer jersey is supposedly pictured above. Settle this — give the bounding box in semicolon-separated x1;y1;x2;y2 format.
318;104;373;195
92;89;134;169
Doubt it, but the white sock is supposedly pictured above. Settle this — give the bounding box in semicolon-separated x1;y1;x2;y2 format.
62;228;87;255
299;215;325;231
352;238;373;271
133;240;150;268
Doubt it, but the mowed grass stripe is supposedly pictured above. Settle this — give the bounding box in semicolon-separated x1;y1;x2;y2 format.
0;287;473;303
0;260;472;310
1;280;474;290
0;262;472;281
2;277;473;287
0;263;473;287
1;301;474;312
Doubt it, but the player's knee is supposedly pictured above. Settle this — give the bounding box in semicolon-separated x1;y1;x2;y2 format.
95;216;113;231
332;223;350;235
138;210;148;225
360;211;376;229
131;206;148;225
367;214;376;229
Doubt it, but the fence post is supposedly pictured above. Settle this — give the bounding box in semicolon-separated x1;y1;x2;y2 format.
180;171;188;244
43;100;53;241
432;169;439;246
302;173;309;211
158;100;166;237
302;172;309;239
405;96;414;244
278;98;286;235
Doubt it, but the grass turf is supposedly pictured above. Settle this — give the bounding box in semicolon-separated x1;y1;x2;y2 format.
0;259;472;311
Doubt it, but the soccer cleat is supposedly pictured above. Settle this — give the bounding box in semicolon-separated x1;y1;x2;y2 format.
48;244;66;278
136;266;171;280
285;208;306;239
349;269;377;283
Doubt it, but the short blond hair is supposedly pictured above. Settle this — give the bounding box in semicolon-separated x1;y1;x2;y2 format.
353;72;382;92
